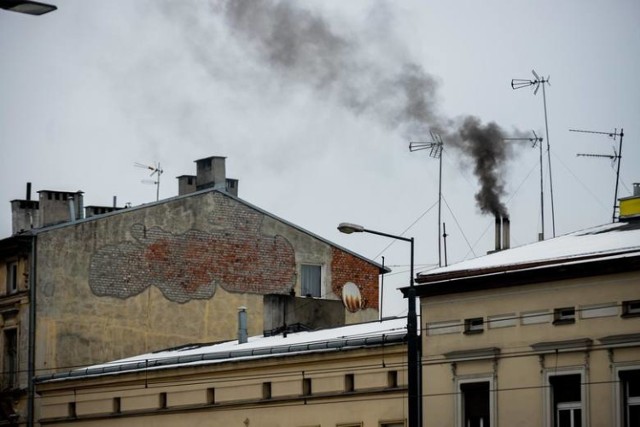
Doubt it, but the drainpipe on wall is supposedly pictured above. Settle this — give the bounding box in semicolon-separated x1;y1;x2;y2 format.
27;235;37;427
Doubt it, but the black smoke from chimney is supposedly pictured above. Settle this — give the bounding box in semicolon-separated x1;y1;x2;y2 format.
162;0;521;215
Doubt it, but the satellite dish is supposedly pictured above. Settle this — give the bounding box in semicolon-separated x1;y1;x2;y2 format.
342;282;362;313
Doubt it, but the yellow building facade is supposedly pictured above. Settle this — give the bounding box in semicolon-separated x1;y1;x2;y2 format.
415;213;640;427
36;320;409;427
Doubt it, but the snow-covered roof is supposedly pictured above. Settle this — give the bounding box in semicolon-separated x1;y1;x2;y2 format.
37;318;408;384
419;220;640;278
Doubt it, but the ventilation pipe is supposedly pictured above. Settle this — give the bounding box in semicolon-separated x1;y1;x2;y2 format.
238;307;248;344
502;216;511;250
68;196;76;223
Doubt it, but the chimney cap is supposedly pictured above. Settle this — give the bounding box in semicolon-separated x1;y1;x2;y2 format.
194;156;227;163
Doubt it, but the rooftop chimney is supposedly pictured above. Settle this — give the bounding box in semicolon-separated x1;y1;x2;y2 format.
195;156;227;191
38;190;84;227
502;216;511;250
11;183;40;234
494;216;502;252
490;215;510;253
177;156;239;196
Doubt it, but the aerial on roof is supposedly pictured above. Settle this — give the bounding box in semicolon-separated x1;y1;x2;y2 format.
37;317;409;383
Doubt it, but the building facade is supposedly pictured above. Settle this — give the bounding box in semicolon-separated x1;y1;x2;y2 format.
0;156;384;425
36;320;409;427
413;192;640;427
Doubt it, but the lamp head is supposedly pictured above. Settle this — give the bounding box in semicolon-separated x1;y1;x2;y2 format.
337;222;365;234
0;0;57;15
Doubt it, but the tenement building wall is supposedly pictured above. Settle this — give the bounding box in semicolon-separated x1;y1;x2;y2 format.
420;271;640;427
33;190;380;374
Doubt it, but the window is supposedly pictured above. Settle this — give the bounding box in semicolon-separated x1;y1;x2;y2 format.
68;402;76;418
549;374;582;427
380;421;405;427
302;378;312;396
112;397;121;414
622;300;640;318
3;329;17;389
207;387;216;404
460;381;491;427
387;371;398;388
620;370;640;427
159;392;167;409
553;307;576;325
464;317;484;334
6;262;18;294
345;374;354;392
262;382;272;400
301;265;322;298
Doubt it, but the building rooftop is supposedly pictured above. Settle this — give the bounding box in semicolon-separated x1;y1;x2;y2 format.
412;219;640;296
37;317;408;384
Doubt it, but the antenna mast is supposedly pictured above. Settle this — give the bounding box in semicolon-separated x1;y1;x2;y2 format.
504;131;545;240
512;70;556;237
135;162;164;201
570;128;624;222
410;133;444;267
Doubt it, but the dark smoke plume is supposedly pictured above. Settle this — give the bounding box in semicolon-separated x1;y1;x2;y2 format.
163;0;519;216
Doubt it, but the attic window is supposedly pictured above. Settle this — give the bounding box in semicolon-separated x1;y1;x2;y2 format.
622;300;640;318
464;317;484;334
6;262;18;294
301;265;322;298
553;307;576;325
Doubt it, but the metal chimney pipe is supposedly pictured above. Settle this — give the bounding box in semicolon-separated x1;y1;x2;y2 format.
494;216;502;251
26;182;32;201
502;216;510;250
238;307;248;344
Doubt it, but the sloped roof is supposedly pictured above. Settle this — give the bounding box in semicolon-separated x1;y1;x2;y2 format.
7;187;387;272
37;318;408;383
411;220;640;296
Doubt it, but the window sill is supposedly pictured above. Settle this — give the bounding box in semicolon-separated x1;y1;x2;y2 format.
552;319;575;326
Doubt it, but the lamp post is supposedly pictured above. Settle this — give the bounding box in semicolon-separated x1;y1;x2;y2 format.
0;0;56;15
338;223;421;427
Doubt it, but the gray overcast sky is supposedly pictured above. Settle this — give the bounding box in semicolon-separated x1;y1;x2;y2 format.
1;1;639;316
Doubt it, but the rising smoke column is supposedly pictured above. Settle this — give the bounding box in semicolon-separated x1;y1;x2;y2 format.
165;0;519;215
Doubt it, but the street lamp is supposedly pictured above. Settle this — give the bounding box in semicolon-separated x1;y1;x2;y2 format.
0;0;57;15
338;222;421;427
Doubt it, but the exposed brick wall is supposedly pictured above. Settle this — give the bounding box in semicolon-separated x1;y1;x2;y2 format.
331;247;379;310
89;198;296;303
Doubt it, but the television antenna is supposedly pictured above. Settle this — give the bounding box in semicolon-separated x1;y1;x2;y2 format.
511;69;556;237
410;132;444;266
570;128;624;222
504;131;545;240
135;162;163;201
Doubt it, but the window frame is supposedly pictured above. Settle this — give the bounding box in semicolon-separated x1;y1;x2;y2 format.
3;328;18;389
544;369;587;427
6;261;18;295
614;366;640;427
622;300;640;318
553;307;576;325
455;376;495;427
464;317;484;334
300;264;323;298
